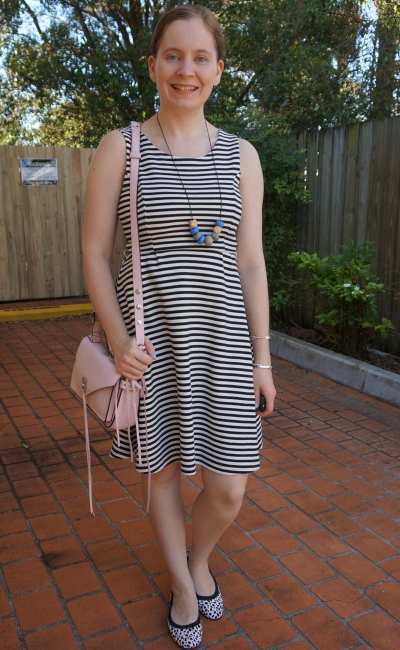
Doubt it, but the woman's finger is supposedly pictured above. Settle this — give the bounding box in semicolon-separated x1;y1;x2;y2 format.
118;357;148;375
266;391;276;414
126;346;153;366
254;378;276;416
144;336;156;359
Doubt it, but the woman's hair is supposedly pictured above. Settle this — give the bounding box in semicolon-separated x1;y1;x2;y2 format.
150;4;225;61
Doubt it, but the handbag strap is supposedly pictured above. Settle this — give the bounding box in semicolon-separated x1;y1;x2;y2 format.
129;121;144;348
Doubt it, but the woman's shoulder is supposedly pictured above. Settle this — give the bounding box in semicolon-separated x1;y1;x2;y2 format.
97;128;127;150
236;137;261;170
217;130;258;160
89;129;127;172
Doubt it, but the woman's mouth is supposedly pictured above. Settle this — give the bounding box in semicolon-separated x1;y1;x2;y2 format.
171;84;198;92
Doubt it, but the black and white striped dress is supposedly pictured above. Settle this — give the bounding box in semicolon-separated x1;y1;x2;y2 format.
110;125;262;475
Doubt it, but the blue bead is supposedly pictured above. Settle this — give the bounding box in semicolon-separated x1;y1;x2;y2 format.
215;220;224;227
198;234;206;244
190;227;199;235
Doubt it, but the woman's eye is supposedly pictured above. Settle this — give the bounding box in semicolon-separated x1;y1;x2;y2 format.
167;54;178;61
196;56;207;62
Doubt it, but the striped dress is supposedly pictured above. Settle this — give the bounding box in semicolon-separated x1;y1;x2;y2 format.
110;125;262;475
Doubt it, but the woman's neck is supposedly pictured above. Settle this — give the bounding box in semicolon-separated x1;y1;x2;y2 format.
156;105;208;138
141;104;218;157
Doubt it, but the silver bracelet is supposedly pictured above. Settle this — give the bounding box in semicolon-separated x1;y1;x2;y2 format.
253;363;273;369
250;335;271;340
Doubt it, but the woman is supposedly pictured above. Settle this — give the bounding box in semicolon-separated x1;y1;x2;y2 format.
83;4;276;648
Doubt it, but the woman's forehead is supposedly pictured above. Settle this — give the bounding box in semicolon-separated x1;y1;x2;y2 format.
158;18;217;51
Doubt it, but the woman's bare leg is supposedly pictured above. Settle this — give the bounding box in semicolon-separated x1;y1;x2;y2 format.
189;468;248;595
141;462;198;624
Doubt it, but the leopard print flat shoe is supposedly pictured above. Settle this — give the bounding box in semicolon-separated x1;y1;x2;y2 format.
186;546;224;620
168;592;203;649
196;570;224;620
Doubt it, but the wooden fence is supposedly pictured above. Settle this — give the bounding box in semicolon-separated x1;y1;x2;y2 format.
1;119;399;354
0;144;125;302
294;117;400;354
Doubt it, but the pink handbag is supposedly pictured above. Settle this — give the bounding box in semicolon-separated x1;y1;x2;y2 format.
71;121;151;514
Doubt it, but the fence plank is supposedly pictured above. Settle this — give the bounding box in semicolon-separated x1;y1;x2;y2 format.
4;146;29;299
330;126;347;254
355;119;373;247
296;130;307;250
71;148;86;294
317;128;334;256
381;117;400;347
0;150;11;302
342;122;359;246
55;147;72;297
305;130;319;254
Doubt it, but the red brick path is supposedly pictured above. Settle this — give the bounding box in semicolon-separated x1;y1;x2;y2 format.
1;317;400;649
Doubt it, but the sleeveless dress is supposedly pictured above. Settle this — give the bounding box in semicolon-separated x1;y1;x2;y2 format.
110;125;263;476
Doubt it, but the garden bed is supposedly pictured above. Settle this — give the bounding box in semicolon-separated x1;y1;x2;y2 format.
276;322;400;376
270;329;400;408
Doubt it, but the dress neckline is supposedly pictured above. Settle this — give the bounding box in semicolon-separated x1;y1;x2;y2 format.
139;129;221;160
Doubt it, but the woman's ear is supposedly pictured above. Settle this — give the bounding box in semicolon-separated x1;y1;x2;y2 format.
213;60;224;87
148;55;156;83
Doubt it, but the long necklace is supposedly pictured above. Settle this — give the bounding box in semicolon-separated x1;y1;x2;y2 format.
156;113;224;246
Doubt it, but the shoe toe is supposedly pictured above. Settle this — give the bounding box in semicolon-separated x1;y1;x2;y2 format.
168;620;203;648
198;587;224;620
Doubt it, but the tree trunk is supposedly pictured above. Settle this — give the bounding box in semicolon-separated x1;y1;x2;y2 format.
370;0;400;118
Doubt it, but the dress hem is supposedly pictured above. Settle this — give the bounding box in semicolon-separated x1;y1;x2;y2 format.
108;453;261;477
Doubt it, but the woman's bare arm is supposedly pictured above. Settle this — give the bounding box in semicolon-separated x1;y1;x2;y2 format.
82;130;154;379
237;139;276;414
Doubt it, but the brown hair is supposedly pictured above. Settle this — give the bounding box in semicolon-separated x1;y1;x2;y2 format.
150;4;225;61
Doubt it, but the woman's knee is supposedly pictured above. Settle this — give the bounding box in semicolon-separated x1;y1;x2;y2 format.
150;461;181;487
203;473;248;509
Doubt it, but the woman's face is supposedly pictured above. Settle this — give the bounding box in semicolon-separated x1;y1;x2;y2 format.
148;18;224;112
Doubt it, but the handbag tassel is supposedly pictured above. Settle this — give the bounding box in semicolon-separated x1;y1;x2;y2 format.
82;387;94;515
82;378;151;516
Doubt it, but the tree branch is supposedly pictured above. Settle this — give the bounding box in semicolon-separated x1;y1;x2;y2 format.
108;8;133;49
70;2;95;46
236;73;256;105
73;5;125;48
20;0;46;40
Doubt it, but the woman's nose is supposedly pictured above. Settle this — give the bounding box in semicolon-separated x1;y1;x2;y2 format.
177;57;195;77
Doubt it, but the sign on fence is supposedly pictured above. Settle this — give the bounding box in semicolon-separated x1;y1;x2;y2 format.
19;158;58;186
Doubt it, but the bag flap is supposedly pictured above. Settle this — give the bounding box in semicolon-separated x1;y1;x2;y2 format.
71;336;121;396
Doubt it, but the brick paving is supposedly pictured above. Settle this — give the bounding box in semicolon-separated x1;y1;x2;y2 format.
1;317;400;649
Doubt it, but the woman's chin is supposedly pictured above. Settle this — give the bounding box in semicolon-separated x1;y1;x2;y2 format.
162;96;205;112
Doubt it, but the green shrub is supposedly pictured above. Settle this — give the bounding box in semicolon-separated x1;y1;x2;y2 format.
270;240;395;359
205;105;310;278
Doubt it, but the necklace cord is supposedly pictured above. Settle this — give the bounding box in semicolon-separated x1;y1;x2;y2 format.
156;113;223;226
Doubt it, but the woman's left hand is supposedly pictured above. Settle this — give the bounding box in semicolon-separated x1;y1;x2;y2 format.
254;368;276;416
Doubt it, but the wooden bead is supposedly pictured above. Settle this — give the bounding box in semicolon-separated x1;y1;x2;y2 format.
213;226;222;234
189;220;198;227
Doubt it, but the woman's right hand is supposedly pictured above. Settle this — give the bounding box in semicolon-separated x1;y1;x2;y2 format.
113;335;155;380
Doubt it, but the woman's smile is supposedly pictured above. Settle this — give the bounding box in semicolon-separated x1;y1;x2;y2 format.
171;83;199;92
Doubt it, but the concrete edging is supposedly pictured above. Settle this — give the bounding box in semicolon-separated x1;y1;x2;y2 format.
270;330;400;408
